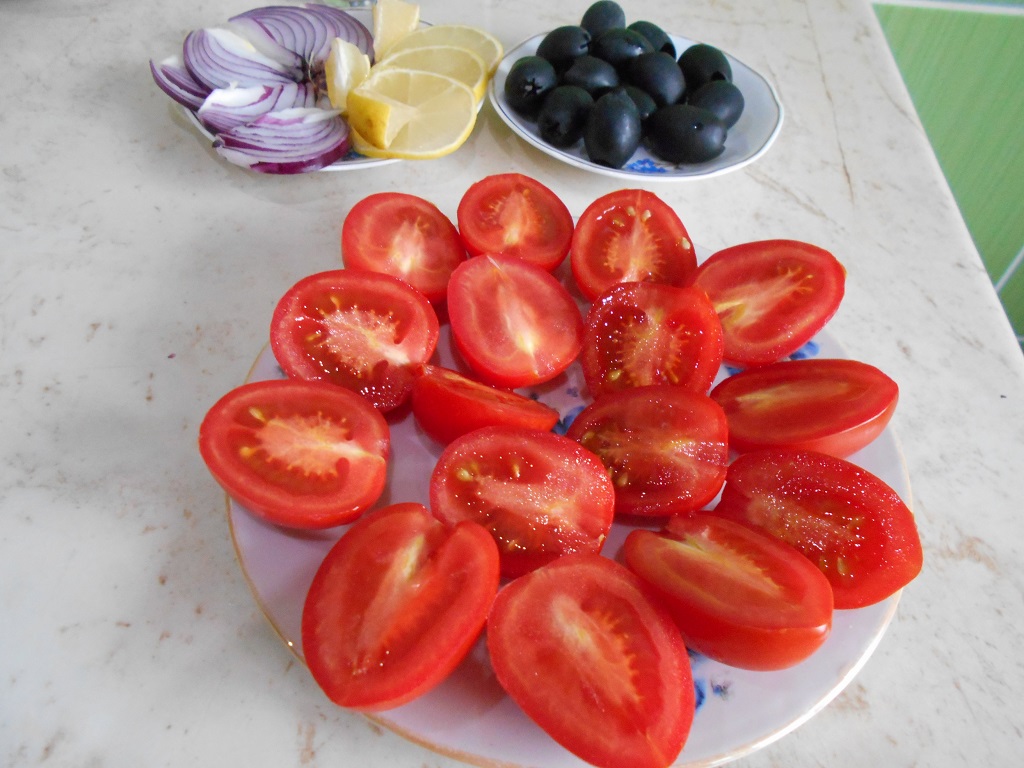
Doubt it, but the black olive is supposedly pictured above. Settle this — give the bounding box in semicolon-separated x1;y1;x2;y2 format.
584;89;642;168
536;25;592;73
620;85;657;122
580;1;626;39
645;103;727;164
590;28;654;71
688;80;744;128
537;85;594;147
627;20;675;57
504;55;559;117
561;55;620;98
626;51;685;107
678;43;732;92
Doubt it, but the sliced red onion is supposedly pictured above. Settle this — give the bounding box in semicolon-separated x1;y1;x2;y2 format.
197;82;315;133
212;107;350;174
150;56;211;111
183;27;303;90
230;4;374;70
226;17;304;72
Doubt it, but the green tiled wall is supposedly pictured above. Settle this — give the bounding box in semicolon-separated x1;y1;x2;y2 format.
874;1;1024;347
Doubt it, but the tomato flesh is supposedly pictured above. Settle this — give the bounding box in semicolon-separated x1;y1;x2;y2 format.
411;365;559;444
341;192;467;304
712;449;923;609
457;173;574;272
571;189;697;301
711;357;899;457
567;385;729;516
487;554;694;768
199;379;390;528
302;503;499;711
270;269;439;411
624;513;833;670
689;239;846;366
447;253;584;388
430;426;615;577
582;281;724;398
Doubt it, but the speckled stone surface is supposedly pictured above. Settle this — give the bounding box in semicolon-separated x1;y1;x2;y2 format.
2;1;1023;766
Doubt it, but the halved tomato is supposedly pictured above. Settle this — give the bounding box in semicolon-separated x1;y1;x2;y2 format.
457;173;574;271
270;269;439;411
487;553;694;768
712;449;924;609
198;379;389;529
688;239;846;366
570;188;697;301
566;385;729;516
302;503;499;710
710;357;899;457
429;426;615;577
447;253;584;388
582;281;724;398
341;192;467;304
624;513;834;670
411;365;559;444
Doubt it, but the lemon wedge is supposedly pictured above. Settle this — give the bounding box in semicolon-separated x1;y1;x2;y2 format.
346;68;477;159
375;45;488;103
324;37;371;112
384;24;503;76
372;0;421;60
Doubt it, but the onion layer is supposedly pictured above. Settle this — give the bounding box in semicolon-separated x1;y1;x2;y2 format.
197;83;316;133
213;107;351;174
150;56;211;111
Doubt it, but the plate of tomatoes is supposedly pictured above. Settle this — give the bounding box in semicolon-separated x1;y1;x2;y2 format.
204;178;921;768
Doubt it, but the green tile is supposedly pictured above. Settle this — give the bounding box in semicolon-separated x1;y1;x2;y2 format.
874;5;1024;284
999;249;1024;339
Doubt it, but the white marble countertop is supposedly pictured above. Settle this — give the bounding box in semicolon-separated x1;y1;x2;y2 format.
3;0;1023;765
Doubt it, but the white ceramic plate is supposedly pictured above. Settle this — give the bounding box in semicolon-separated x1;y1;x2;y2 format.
489;31;784;181
226;259;908;767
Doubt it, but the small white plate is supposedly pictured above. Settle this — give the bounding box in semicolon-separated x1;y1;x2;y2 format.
225;253;908;767
489;31;784;180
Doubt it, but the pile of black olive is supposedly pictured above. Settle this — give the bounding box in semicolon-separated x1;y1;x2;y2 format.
503;1;745;169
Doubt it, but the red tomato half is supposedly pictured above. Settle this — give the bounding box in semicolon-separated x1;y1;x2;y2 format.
302;503;499;710
430;426;615;577
582;281;724;398
341;192;467;304
570;188;697;301
712;449;924;609
487;554;694;768
198;379;389;529
624;514;834;670
457;173;574;271
447;253;584;388
270;269;439;411
566;385;729;516
710;358;899;457
689;239;846;366
411;365;559;444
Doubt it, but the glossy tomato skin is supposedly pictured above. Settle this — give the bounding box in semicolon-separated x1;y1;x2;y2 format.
689;239;846;366
430;426;615;577
270;269;439;412
457;173;574;272
582;281;724;398
341;192;467;304
487;553;694;768
570;188;697;301
710;357;899;458
198;379;389;529
447;253;584;388
411;365;559;444
712;449;923;609
624;513;834;670
567;384;729;516
302;503;500;711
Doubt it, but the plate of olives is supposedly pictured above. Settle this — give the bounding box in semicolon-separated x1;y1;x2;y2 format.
489;1;783;179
